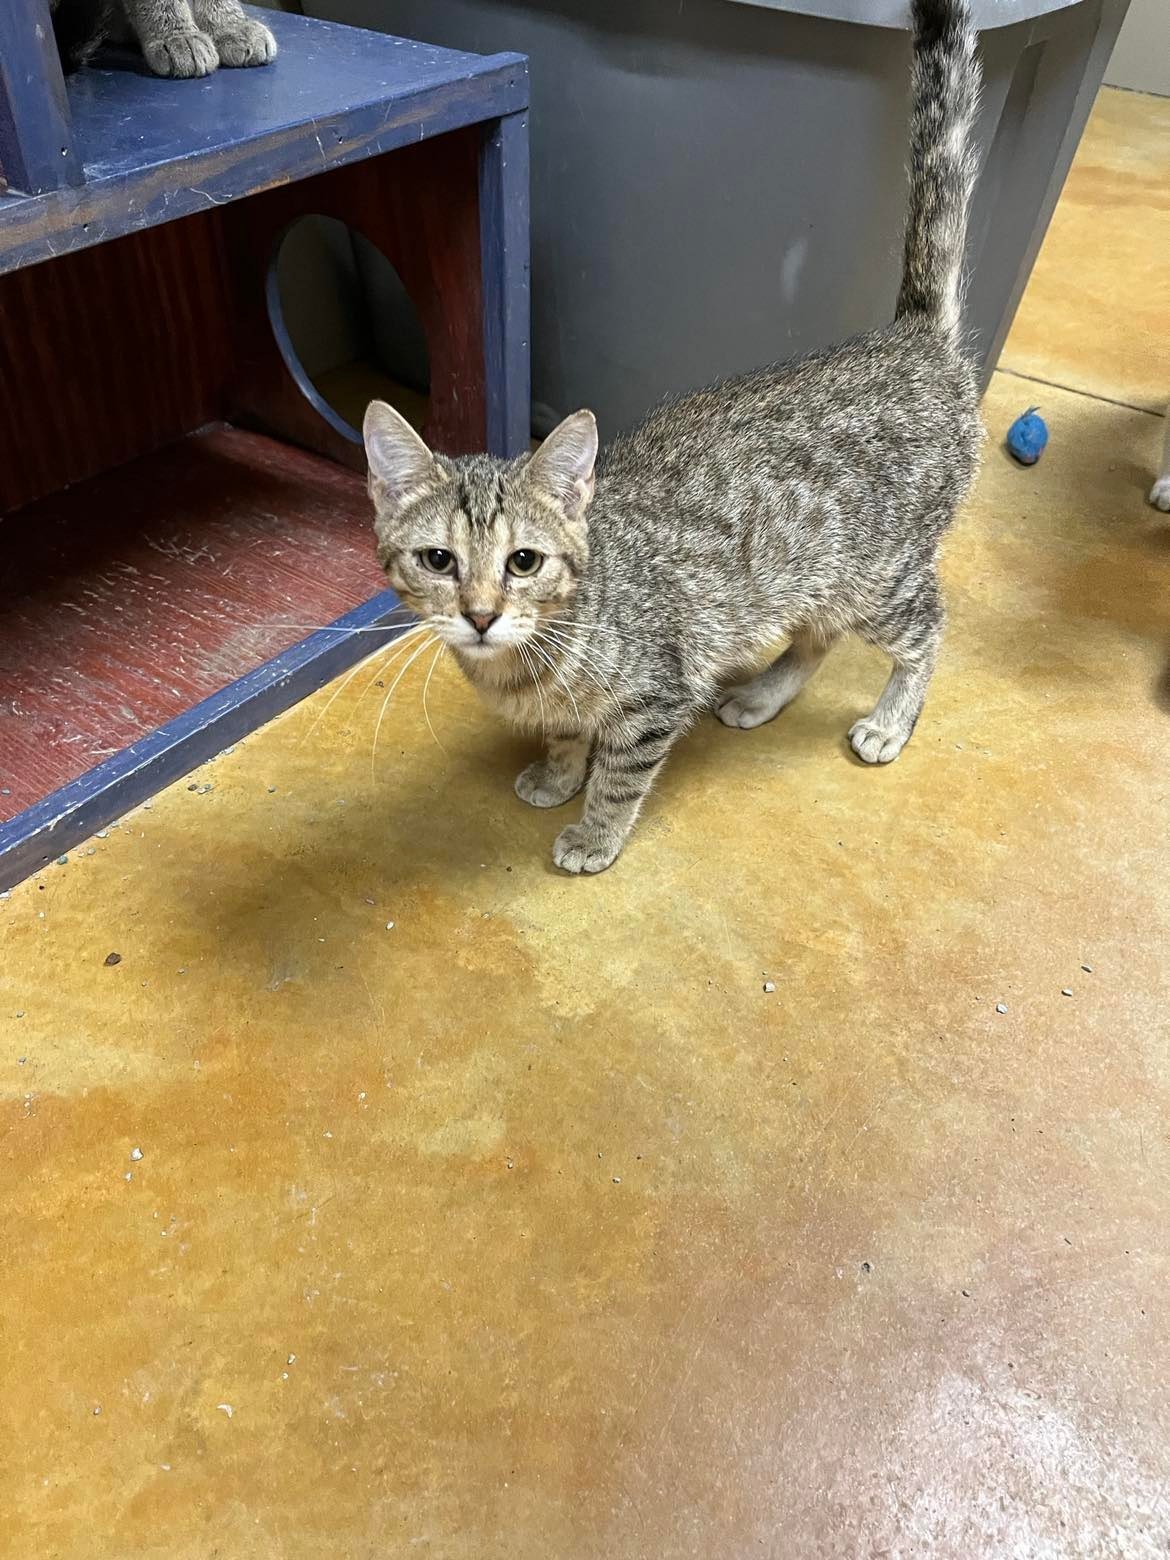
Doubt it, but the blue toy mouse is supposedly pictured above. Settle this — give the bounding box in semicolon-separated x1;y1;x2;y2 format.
1006;408;1048;465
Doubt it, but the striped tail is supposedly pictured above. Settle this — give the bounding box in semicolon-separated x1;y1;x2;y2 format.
895;0;981;342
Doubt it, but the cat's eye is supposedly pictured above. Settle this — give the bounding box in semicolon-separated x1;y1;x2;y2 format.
506;549;543;578
420;547;456;575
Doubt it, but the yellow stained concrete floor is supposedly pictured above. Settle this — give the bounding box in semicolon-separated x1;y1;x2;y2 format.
3;91;1169;1560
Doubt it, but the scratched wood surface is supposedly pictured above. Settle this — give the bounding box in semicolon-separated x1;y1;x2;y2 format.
0;426;385;817
0;9;526;275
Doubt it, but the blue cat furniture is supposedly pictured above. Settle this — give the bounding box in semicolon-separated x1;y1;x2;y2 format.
0;3;530;888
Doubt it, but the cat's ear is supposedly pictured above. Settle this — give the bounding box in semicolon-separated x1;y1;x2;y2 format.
363;400;440;510
526;410;598;523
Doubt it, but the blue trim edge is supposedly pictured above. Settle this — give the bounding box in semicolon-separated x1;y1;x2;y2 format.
0;589;408;892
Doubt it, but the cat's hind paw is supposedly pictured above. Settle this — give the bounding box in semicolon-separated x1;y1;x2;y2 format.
1150;477;1170;513
144;30;219;77
214;20;278;68
515;761;583;809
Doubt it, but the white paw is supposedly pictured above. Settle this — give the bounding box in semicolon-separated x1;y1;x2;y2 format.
144;30;219;77
215;20;278;68
515;761;582;809
716;682;785;730
848;719;910;765
553;823;622;875
1150;477;1170;513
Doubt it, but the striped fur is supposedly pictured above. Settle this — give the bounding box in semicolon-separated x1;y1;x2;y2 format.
896;0;982;339
365;0;984;874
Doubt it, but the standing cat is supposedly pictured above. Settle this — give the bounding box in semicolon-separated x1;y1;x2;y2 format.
364;0;984;875
51;0;276;78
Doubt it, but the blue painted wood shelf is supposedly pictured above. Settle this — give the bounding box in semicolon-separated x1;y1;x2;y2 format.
0;7;526;272
0;4;530;890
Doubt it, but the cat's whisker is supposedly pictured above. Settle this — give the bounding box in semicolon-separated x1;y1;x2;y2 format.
300;624;429;751
370;633;437;782
533;626;634;703
516;643;548;741
420;643;448;754
526;638;581;725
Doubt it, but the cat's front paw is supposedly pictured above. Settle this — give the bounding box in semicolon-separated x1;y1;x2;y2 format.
848;718;910;765
144;30;219;77
552;822;623;875
515;760;584;809
1150;477;1170;513
215;20;278;68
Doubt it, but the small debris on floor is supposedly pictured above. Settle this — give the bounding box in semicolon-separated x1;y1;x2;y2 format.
860;1261;872;1274
1061;988;1073;997
287;1354;296;1365
124;1172;132;1181
961;1289;971;1298
267;786;277;793
1081;964;1093;973
130;1147;143;1161
612;1176;621;1184
187;783;198;792
103;952;122;967
217;1404;234;1419
996;1003;1008;1014
93;1405;101;1416
385;922;395;931
55;855;68;866
763;981;776;994
96;830;108;839
15;1011;25;1020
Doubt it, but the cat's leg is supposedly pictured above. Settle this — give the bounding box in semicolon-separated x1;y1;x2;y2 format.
716;628;831;729
1150;402;1170;512
552;710;684;874
515;734;590;809
123;0;218;77
849;566;943;765
190;0;276;66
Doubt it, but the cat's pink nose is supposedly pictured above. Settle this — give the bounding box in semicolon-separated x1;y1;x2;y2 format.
464;611;499;636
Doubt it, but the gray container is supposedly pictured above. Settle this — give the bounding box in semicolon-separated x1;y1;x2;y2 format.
306;0;1129;438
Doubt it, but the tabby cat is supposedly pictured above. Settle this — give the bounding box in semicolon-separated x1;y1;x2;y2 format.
364;0;984;875
51;0;276;78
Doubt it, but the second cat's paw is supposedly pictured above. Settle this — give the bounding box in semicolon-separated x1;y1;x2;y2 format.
552;822;623;875
215;19;278;67
144;30;219;77
1150;477;1170;513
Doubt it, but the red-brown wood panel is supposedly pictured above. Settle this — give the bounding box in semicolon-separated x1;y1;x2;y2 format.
0;426;385;817
0;213;232;514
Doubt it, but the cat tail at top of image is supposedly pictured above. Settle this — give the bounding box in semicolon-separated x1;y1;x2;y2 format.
895;0;982;343
52;0;110;73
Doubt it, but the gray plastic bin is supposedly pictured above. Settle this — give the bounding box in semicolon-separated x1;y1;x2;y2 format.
307;0;1129;437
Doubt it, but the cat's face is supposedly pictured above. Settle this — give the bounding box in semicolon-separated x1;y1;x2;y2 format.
363;403;597;661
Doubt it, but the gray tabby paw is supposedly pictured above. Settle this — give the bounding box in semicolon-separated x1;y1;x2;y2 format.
215;20;278;68
1150;477;1170;513
515;761;583;809
716;683;783;730
144;30;219;77
848;719;910;765
552;823;622;875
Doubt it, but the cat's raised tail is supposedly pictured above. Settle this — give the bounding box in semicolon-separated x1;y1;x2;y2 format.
895;0;981;343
